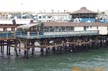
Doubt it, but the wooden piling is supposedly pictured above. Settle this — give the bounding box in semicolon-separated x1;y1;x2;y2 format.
7;42;9;55
32;47;34;56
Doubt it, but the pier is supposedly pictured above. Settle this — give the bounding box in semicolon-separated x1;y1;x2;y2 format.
0;22;108;58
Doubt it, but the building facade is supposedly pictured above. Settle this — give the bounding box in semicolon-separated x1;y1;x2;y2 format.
36;12;71;22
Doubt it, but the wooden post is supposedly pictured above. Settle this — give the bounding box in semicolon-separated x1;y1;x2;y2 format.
7;40;9;55
31;41;35;56
14;40;18;56
8;45;10;55
24;39;29;59
32;47;34;56
25;48;29;59
40;48;44;56
24;49;27;58
8;40;11;55
14;48;18;56
0;41;3;53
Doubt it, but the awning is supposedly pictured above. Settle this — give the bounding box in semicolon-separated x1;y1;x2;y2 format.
17;23;39;31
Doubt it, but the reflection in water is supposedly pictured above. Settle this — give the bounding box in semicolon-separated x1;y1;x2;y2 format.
0;47;108;71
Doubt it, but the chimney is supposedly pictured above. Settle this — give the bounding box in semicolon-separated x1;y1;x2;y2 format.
12;19;16;25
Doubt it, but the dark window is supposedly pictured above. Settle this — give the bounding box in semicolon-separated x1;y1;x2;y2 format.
11;28;15;31
39;16;41;19
70;27;74;31
97;26;98;29
61;27;65;31
44;27;49;32
48;16;51;18
43;16;46;18
3;28;7;31
84;26;86;31
90;26;92;28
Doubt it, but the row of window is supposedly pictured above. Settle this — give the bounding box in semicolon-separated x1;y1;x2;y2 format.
43;26;100;32
1;28;15;31
44;27;74;32
38;16;52;19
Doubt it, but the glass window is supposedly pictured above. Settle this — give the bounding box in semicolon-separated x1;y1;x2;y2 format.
3;28;7;31
70;27;74;31
84;26;86;31
11;28;15;31
43;16;46;18
97;26;98;29
39;16;41;19
48;16;51;18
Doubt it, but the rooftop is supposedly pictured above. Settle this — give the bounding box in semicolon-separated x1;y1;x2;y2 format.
71;7;97;14
44;22;108;27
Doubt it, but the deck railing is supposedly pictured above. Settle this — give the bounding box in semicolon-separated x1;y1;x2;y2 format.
0;31;16;39
16;30;99;39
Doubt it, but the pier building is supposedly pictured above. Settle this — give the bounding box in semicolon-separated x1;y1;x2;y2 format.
0;7;108;58
70;7;97;22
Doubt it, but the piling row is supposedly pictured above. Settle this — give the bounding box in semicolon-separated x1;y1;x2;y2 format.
0;35;108;58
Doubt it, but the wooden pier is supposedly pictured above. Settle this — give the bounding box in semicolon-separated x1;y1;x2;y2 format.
0;34;108;58
0;23;108;58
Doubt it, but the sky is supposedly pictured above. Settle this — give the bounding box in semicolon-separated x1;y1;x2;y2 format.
0;0;108;12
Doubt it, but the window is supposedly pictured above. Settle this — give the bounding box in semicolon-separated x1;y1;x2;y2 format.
61;27;65;31
84;26;86;31
39;16;41;19
3;28;7;31
97;26;98;29
43;16;46;19
48;16;51;18
30;27;37;31
70;27;74;31
90;26;92;28
11;28;15;31
50;27;55;32
44;27;49;32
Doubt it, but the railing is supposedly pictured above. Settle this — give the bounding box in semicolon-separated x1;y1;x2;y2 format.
44;30;99;36
0;31;15;38
16;30;99;39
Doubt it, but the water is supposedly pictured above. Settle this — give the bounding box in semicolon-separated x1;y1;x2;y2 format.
0;48;108;71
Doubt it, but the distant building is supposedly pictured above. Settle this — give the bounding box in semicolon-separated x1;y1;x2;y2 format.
36;12;72;22
70;7;97;23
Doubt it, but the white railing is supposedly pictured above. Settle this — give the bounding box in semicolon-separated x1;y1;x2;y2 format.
44;30;99;36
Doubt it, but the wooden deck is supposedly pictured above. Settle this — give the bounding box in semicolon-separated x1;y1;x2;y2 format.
0;37;15;40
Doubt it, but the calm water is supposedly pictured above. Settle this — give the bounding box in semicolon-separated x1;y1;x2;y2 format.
0;48;108;71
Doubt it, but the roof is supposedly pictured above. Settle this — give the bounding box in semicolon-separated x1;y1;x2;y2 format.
71;7;97;14
17;23;39;31
0;24;20;28
1;22;108;29
44;22;108;27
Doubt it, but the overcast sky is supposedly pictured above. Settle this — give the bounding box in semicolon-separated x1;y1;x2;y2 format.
0;0;108;12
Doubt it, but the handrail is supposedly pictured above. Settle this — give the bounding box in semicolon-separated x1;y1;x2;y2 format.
0;31;16;38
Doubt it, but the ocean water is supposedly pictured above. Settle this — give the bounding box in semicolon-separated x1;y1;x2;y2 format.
0;47;108;71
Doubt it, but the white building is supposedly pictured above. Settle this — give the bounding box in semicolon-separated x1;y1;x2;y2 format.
37;12;72;22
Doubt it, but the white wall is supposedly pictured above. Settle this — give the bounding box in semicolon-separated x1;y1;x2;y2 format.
37;13;71;22
98;26;107;35
0;28;3;31
0;19;31;24
7;28;11;31
74;27;84;31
